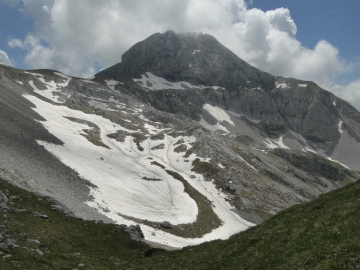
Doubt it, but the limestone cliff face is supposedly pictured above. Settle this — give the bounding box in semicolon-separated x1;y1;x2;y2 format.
96;31;360;144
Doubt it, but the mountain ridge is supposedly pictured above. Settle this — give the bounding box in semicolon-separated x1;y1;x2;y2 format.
96;31;360;159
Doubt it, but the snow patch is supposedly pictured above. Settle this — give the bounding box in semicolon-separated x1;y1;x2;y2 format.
24;71;44;77
226;110;261;124
237;155;257;172
54;72;72;80
28;74;71;103
81;79;97;84
333;101;336;106
16;81;23;85
192;50;201;55
298;84;307;88
199;116;229;133
203;104;234;126
275;82;290;89
327;157;349;169
263;136;289;149
133;72;225;91
338;120;343;134
105;79;123;91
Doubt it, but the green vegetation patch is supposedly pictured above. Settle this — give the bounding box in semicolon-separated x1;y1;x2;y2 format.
0;177;149;270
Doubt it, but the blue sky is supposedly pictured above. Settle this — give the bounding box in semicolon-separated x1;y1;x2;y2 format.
0;0;359;108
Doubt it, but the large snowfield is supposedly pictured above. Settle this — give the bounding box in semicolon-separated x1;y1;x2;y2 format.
24;93;253;248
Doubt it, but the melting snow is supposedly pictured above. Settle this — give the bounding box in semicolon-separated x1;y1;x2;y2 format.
133;72;225;91
199;116;229;133
81;79;97;84
54;72;72;80
327;157;350;169
203;104;235;126
275;82;290;89
105;79;123;91
333;101;337;106
298;84;307;88
338;120;343;134
24;71;44;77
226;110;261;124
192;50;201;55
24;94;253;248
16;81;23;85
237;155;257;172
263;136;289;149
28;74;71;103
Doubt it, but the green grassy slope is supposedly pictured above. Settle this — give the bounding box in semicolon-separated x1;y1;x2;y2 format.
1;176;360;269
0;178;149;270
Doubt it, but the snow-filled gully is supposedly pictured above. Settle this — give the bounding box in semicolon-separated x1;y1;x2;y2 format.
24;94;253;248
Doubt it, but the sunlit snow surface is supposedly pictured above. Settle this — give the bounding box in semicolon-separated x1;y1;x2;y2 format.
105;79;123;90
24;94;253;248
203;104;235;126
26;71;71;103
275;82;290;89
133;72;225;91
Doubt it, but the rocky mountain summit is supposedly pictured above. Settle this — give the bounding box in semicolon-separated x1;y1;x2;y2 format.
98;31;360;159
0;31;360;248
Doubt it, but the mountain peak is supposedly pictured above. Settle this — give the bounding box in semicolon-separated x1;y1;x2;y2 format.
96;31;275;90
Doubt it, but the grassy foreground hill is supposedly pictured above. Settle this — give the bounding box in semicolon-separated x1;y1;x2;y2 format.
1;176;360;269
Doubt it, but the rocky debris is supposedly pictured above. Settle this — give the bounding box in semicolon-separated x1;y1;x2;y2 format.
174;144;187;153
151;143;165;150
15;208;27;212
9;195;21;202
124;225;145;241
159;221;173;229
33;211;48;219
0;238;18;250
271;148;355;181
0;190;8;210
29;248;44;256
27;239;41;245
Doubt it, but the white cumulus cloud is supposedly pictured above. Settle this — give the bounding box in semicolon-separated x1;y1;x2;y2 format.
332;80;360;110
0;50;13;66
